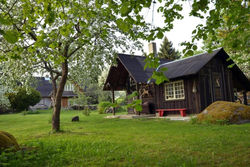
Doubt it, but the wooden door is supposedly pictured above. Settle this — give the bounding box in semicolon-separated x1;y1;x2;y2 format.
61;98;68;108
200;76;212;111
212;72;223;101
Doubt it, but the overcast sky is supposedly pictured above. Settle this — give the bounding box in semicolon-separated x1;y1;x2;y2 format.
137;1;206;55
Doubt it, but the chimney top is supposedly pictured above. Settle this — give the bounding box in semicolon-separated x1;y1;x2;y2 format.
148;42;157;56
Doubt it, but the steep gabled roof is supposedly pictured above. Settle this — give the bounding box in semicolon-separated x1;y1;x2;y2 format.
104;48;249;90
157;48;222;79
36;77;53;97
117;54;171;83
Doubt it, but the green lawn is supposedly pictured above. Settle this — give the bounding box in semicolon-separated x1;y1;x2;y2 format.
0;110;250;167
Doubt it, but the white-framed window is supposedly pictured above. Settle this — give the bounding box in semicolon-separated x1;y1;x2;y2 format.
165;80;185;100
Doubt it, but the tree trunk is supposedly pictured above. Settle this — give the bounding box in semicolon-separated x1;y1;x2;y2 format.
51;60;68;132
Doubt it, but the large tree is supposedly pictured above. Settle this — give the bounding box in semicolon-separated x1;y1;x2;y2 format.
158;36;180;60
0;0;149;132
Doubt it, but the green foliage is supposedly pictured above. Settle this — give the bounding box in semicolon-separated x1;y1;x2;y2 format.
98;91;142;114
0;0;147;131
69;92;89;107
0;85;11;113
5;87;41;112
181;0;249;59
158;36;180;60
200;17;250;77
97;101;111;114
82;109;90;116
144;53;168;85
190;117;198;124
21;110;40;116
119;91;142;112
84;84;100;105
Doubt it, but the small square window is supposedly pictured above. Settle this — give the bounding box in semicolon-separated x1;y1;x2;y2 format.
165;80;185;101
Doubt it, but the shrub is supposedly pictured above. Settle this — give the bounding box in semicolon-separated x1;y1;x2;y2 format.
98;101;111;114
116;106;126;112
5;87;41;112
82;107;90;116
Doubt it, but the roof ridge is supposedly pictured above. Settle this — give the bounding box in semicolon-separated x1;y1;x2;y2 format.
117;53;143;58
157;47;222;70
117;53;172;62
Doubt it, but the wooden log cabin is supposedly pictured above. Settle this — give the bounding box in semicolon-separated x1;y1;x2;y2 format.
103;48;250;115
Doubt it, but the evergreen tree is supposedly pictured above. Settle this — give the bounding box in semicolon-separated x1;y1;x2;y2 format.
158;37;180;60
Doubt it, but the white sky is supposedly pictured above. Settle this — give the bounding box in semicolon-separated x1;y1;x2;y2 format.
134;1;206;55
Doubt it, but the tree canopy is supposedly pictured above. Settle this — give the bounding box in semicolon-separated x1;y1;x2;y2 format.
0;0;151;131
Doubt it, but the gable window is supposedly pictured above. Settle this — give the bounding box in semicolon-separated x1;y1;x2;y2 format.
64;84;74;91
165;80;185;100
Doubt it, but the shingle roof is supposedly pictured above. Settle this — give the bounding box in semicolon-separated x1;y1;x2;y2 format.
62;91;77;97
36;77;53;97
117;54;171;83
117;48;249;90
157;48;222;79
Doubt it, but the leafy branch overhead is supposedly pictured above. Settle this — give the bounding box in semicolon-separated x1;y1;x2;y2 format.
144;53;168;85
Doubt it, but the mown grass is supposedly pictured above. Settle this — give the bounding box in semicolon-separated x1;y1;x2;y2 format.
0;110;250;167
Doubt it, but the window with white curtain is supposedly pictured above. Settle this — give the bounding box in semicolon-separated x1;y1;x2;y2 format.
165;80;185;100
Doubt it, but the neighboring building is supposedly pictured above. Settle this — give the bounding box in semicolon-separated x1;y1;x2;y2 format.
32;77;77;109
61;87;77;108
104;48;249;115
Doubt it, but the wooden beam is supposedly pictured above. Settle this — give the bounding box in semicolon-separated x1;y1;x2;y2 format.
112;89;116;115
243;91;248;105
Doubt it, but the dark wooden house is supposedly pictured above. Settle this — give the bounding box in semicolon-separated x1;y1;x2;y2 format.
104;48;250;115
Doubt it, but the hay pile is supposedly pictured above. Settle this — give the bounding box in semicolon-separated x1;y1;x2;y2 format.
0;131;19;152
197;101;250;124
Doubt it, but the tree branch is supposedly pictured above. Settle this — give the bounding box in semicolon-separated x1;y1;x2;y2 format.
42;61;62;76
68;44;84;58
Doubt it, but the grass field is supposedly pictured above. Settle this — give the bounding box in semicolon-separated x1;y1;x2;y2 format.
0;110;250;167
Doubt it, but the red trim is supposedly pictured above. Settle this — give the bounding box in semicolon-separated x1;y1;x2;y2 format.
156;108;187;117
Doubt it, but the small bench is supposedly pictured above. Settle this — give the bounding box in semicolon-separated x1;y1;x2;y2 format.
156;108;187;117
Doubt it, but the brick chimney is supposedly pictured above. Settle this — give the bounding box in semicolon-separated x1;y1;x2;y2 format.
148;42;157;56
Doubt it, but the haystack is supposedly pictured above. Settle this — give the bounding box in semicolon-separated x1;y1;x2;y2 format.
197;101;250;124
